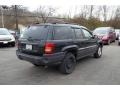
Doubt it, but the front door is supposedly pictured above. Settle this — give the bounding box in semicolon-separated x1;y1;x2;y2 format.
81;28;97;55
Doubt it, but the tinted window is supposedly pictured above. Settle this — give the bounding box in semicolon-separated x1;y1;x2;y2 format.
20;25;49;40
82;29;93;39
0;28;10;35
54;26;74;40
74;28;83;39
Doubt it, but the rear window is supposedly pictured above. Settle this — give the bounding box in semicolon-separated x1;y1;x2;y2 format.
53;26;74;40
20;25;49;40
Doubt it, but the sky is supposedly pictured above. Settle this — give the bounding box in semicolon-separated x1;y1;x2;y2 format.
0;0;120;19
23;0;118;14
1;0;120;11
25;4;81;17
1;0;119;5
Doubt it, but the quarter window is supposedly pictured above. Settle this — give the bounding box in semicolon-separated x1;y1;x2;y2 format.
74;28;83;39
54;26;74;40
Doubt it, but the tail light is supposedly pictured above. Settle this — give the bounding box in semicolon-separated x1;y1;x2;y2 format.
45;42;55;54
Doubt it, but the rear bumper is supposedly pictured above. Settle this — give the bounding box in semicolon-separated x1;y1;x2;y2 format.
102;39;109;44
16;50;65;66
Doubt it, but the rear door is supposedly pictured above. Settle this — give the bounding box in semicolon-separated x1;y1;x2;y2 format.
81;28;98;55
51;26;75;53
72;27;86;59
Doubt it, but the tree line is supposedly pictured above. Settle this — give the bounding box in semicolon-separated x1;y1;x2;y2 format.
0;5;120;30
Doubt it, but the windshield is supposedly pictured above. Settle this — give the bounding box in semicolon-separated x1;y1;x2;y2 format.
0;29;11;35
93;29;108;35
20;25;49;40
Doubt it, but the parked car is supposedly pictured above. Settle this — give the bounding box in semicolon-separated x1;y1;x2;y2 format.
93;27;116;45
118;31;120;45
0;28;15;47
115;29;120;40
16;23;103;74
9;30;16;38
15;32;20;40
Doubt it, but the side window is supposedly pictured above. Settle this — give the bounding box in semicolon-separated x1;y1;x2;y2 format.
54;26;74;40
74;28;84;39
82;28;93;39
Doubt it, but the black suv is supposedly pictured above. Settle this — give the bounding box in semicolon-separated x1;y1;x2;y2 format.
16;23;103;74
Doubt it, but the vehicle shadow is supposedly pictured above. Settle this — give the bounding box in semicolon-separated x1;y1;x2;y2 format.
0;45;15;49
6;55;103;84
18;56;97;77
76;56;95;64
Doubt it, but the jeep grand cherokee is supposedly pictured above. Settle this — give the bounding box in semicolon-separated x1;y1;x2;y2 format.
16;23;103;74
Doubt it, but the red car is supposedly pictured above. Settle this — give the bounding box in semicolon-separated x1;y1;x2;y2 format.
93;27;116;45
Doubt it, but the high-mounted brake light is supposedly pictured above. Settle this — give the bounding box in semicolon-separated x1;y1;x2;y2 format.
45;42;55;54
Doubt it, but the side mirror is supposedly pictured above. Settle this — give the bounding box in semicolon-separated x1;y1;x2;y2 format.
93;35;98;38
91;36;94;39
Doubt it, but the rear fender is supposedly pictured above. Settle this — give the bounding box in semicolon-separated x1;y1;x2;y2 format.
61;45;78;52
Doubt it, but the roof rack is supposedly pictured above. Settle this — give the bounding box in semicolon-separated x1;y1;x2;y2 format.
35;22;40;24
32;22;81;26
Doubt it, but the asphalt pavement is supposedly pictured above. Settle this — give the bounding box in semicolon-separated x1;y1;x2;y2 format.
0;42;120;85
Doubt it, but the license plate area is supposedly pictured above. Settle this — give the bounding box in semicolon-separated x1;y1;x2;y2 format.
26;44;32;50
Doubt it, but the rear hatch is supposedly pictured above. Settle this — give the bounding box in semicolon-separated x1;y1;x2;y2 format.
18;25;51;56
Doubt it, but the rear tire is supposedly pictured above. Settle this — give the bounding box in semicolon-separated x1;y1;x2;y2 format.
94;46;102;58
59;53;76;74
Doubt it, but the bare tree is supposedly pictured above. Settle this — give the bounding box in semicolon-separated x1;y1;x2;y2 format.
89;5;94;18
79;5;95;19
94;6;102;19
102;5;108;22
78;5;89;19
112;6;120;28
36;6;56;23
115;6;120;18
